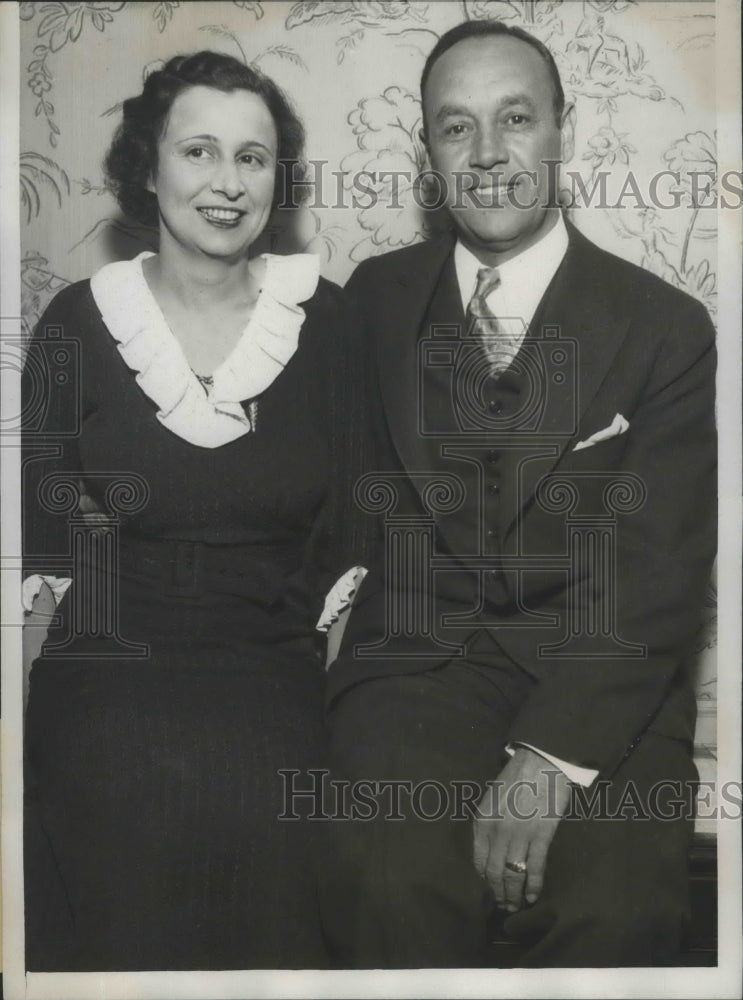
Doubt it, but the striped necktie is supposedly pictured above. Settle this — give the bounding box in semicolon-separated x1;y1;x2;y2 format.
466;266;521;377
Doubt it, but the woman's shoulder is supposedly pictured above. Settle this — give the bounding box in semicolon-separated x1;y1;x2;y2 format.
41;278;93;312
34;279;100;338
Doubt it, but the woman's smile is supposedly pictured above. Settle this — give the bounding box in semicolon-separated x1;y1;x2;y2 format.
197;205;248;227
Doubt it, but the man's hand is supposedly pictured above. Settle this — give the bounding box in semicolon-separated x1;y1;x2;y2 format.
473;747;571;913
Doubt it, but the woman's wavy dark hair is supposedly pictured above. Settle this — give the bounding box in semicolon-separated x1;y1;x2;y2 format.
104;50;307;227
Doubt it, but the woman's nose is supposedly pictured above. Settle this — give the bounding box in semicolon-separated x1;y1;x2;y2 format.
211;159;245;199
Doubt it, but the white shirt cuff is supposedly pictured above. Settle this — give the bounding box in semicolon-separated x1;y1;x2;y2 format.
506;742;599;787
316;566;367;632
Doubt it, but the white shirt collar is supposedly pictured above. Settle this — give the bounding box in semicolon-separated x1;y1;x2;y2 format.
453;213;569;327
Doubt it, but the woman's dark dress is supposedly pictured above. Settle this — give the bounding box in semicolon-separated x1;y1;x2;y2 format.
22;270;373;971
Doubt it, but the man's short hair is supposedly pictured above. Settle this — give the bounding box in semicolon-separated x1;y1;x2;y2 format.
420;20;566;125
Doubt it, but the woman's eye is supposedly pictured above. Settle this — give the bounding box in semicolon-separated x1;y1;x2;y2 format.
186;146;210;160
239;153;261;167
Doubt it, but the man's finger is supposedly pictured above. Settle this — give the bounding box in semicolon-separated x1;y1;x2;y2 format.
524;837;549;904
502;844;529;912
484;835;508;909
472;817;490;879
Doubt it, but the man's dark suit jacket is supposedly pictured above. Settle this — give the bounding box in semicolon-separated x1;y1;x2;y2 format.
329;221;717;781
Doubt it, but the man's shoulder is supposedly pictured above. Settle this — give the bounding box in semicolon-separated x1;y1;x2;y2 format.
347;236;452;288
568;222;708;319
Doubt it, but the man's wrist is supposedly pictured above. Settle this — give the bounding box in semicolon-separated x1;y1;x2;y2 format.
505;741;599;787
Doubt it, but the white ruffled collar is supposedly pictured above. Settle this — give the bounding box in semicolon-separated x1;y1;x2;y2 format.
90;251;320;448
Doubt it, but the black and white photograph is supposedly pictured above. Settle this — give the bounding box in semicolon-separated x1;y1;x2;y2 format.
1;1;740;997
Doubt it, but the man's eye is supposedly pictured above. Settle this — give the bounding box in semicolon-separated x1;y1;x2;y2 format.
445;123;469;137
507;114;529;126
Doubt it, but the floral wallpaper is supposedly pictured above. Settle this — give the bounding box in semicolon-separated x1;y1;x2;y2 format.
18;0;718;790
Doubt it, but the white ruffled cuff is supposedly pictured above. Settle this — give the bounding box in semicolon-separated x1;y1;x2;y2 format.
22;574;72;613
316;566;368;632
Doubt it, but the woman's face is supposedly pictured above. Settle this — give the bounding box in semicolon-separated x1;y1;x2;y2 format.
149;84;278;262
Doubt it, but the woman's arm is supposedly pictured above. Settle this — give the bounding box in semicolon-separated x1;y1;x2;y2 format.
22;285;86;586
304;279;383;648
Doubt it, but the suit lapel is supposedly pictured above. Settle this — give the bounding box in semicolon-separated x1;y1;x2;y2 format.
374;236;456;475
500;225;633;542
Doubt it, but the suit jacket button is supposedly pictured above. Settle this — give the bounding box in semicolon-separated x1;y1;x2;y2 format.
487;449;499;464
488;400;504;414
488;483;499;495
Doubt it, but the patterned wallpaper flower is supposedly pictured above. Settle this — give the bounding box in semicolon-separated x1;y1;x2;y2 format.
18;0;718;738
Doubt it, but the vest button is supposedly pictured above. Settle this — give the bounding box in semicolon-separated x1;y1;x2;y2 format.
486;527;498;539
486;449;499;464
488;483;499;495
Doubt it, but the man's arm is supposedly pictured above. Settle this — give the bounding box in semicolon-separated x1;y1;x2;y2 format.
507;295;717;773
476;293;717;910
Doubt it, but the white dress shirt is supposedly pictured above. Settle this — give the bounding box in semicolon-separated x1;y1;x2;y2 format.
454;212;569;335
454;216;598;788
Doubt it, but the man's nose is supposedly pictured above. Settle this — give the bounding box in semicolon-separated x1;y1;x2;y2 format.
469;125;509;170
211;159;245;200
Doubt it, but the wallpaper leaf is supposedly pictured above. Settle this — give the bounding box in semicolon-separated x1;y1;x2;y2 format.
232;0;264;16
252;45;309;71
153;2;180;33
198;24;248;63
468;1;561;26
286;1;429;31
20;151;71;224
25;2;126;146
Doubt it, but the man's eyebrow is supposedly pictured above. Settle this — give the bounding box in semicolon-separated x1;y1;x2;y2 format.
434;94;538;123
433;104;473;123
499;94;538;110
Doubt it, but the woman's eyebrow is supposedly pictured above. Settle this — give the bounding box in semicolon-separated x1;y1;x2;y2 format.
174;133;274;153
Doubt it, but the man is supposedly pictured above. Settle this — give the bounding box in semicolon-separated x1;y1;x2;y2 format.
319;20;716;968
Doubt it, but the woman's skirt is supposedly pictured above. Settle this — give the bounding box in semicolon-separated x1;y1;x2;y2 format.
24;641;330;971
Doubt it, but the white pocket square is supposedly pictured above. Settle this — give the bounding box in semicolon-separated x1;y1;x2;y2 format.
573;413;629;451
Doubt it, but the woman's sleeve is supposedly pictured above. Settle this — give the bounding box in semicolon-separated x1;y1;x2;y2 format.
22;286;86;588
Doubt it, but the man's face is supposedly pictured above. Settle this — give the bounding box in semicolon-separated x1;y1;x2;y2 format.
423;35;574;265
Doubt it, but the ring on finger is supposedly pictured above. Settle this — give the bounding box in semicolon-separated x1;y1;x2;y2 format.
505;859;528;875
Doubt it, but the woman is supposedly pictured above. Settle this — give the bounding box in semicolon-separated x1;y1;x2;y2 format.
22;51;373;972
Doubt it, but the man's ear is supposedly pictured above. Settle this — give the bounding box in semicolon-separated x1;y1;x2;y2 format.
560;102;576;163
